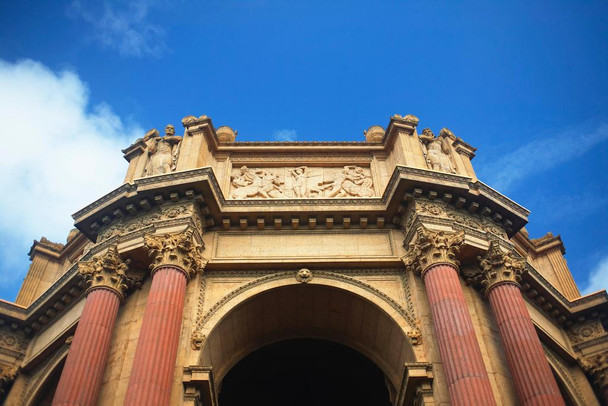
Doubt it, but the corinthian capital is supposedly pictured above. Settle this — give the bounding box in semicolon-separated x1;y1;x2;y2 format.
402;226;464;276
79;246;134;300
474;241;526;295
580;353;608;391
144;228;206;278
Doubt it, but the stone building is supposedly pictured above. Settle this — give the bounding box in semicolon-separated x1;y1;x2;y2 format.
0;114;606;405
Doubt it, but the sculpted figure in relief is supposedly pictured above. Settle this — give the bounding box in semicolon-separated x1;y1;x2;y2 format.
325;165;374;197
419;128;456;173
291;166;308;197
230;165;374;198
143;125;182;176
231;166;283;199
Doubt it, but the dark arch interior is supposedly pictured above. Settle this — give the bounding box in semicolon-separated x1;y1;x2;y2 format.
219;338;392;406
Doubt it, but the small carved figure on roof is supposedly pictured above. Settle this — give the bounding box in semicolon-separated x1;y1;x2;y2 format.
143;125;182;176
419;128;456;173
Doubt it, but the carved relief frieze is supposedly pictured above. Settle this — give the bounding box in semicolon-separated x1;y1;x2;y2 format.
97;200;202;243
145;228;207;277
0;329;27;359
229;165;375;199
410;199;507;238
402;226;465;276
78;246;142;299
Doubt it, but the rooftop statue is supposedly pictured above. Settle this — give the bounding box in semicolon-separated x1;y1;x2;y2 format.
143;124;182;176
419;128;456;174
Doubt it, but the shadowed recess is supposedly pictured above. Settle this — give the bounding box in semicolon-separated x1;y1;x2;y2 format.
218;338;392;406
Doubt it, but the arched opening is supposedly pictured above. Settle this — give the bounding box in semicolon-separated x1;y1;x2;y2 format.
28;357;65;406
199;281;417;404
219;338;392;405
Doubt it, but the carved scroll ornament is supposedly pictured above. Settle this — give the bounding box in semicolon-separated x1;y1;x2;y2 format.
78;246;139;300
402;226;465;276
144;229;206;278
580;353;608;391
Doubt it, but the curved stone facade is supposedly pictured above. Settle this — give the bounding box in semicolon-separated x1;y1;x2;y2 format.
0;114;606;405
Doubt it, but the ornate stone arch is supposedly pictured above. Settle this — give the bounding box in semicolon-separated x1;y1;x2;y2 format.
194;270;422;396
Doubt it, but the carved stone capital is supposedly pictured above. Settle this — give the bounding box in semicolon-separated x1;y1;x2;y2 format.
144;228;206;279
0;364;18;397
472;240;527;295
580;353;608;391
402;226;464;276
78;246;136;300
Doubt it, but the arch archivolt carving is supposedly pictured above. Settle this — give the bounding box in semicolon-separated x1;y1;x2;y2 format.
543;344;586;405
20;345;69;405
192;270;419;340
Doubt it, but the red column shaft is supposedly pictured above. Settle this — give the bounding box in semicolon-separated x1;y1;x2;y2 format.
124;266;188;406
487;283;565;406
424;264;497;406
52;288;120;406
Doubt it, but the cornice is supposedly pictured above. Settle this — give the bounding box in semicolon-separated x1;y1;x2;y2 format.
70;164;530;245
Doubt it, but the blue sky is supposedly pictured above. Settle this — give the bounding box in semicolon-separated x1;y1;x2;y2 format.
0;0;606;300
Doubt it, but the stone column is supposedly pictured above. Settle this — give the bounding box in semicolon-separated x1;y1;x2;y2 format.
476;241;565;406
53;247;134;406
124;229;205;406
403;227;496;406
580;352;608;404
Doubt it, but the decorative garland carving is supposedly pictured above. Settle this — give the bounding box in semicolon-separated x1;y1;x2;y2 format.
78;246;140;300
463;240;526;295
402;226;464;276
567;321;606;345
0;329;27;359
190;270;420;350
97;200;198;242
144;229;207;278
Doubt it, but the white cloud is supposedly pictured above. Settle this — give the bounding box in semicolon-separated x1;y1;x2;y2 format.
68;0;166;58
582;256;608;295
478;123;608;193
273;129;298;142
0;59;142;295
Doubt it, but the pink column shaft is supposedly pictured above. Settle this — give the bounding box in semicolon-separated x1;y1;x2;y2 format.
424;264;497;406
124;266;188;406
52;288;120;406
487;283;565;406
